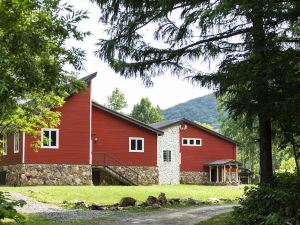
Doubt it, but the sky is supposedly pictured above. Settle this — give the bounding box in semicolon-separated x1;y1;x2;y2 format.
67;0;213;113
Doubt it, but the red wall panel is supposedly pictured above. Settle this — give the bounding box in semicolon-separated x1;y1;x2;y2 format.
180;123;236;172
24;83;91;165
92;106;157;167
0;133;23;165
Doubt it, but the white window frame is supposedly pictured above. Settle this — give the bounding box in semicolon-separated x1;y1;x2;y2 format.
2;135;7;155
41;128;59;149
14;132;19;153
182;138;202;147
129;137;144;152
163;150;172;162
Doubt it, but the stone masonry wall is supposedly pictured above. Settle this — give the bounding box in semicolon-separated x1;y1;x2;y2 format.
157;125;180;185
0;164;92;185
180;171;209;184
103;166;159;185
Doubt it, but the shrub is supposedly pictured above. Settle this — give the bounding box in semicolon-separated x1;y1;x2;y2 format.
229;174;300;225
0;191;26;223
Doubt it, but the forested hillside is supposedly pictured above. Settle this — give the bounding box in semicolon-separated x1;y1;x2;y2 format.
162;94;220;128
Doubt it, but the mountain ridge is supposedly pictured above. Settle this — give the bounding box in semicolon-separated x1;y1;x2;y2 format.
162;94;220;128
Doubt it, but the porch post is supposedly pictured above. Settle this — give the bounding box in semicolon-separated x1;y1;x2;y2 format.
229;166;232;183
216;166;219;183
236;164;239;184
209;166;212;182
223;165;226;183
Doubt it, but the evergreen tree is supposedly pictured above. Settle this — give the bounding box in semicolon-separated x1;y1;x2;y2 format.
130;98;163;124
106;88;128;112
93;0;300;184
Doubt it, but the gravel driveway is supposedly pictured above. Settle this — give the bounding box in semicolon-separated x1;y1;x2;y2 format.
9;192;237;225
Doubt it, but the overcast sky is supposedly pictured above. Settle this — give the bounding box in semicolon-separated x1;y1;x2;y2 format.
67;0;213;113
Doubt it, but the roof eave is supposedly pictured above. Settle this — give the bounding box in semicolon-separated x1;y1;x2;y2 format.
92;102;164;135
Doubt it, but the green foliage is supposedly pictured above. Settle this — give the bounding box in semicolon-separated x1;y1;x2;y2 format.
0;0;88;148
130;98;163;124
0;192;26;223
197;213;232;225
163;94;219;128
106;88;128;112
229;174;300;225
279;158;296;174
195;121;215;131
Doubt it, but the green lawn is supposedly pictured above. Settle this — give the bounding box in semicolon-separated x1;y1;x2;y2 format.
0;185;245;206
197;213;232;225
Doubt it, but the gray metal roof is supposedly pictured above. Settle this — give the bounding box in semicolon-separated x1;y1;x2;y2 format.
204;159;241;166
92;102;164;135
150;118;238;144
81;72;97;82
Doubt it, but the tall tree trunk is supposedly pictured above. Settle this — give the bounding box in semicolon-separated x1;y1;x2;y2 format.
250;7;274;184
259;116;273;183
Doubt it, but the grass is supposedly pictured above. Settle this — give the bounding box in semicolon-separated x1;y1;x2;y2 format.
197;213;232;225
1;214;100;225
0;185;245;206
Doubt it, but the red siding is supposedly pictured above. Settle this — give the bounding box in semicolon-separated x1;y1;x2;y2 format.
92;106;157;167
24;83;91;165
180;123;236;172
0;133;23;166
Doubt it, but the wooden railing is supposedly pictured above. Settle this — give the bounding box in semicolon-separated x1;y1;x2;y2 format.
92;152;139;185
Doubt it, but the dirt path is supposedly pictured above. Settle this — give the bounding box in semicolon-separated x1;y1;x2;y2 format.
9;192;237;225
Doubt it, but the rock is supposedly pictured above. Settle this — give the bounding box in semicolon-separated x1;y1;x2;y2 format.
185;198;197;205
74;200;89;208
152;203;161;209
145;196;159;206
90;203;104;210
168;198;181;205
158;192;167;205
119;197;136;207
208;197;220;203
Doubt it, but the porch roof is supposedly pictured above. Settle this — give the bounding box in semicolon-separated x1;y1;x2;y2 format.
204;159;241;166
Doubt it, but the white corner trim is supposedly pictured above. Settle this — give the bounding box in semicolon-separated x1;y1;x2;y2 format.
128;137;145;153
89;83;92;165
22;132;25;164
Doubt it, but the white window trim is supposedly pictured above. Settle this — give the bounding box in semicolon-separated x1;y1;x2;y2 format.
182;138;202;147
14;132;19;153
3;135;7;155
129;137;144;152
41;128;59;149
163;150;172;162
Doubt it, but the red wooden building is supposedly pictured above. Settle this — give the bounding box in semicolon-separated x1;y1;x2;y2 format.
151;119;239;184
0;72;238;186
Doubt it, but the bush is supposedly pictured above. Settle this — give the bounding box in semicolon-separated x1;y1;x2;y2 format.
229;174;300;225
0;191;26;223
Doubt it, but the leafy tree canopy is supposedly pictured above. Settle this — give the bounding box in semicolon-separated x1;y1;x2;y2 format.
0;0;88;140
130;97;163;124
106;88;128;112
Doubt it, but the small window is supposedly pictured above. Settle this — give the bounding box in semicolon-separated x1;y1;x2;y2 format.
14;133;19;153
163;150;171;162
182;138;202;146
2;135;7;155
41;128;59;148
129;137;144;152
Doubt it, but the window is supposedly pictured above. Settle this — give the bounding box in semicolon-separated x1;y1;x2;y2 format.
129;137;144;152
14;133;19;153
163;150;171;162
182;138;202;146
41;128;59;148
2;135;7;155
